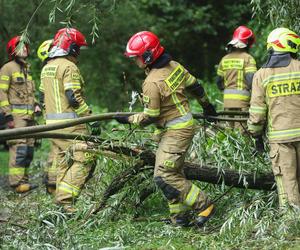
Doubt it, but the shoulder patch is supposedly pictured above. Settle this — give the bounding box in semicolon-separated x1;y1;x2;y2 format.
143;95;150;104
72;72;80;81
165;65;185;92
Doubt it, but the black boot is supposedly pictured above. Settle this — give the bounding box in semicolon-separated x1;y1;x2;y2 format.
194;204;215;227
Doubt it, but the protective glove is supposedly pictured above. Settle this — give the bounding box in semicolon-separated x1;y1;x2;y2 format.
34;139;42;148
88;121;101;135
5;115;15;129
203;103;217;122
254;135;264;154
114;115;130;124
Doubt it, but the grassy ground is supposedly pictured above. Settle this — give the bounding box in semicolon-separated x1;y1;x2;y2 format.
1;127;300;249
0;149;8;175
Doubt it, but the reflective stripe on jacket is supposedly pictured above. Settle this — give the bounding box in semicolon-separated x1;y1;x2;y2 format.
217;51;257;108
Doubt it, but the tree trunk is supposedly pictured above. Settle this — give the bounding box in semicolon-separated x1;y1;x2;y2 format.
183;163;275;191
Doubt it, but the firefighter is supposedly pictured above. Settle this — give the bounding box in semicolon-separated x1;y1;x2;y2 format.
41;28;97;212
37;39;57;194
217;26;257;132
0;36;41;193
248;28;300;208
115;31;217;227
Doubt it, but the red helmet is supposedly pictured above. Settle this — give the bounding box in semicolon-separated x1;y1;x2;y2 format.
228;26;255;48
125;31;164;64
52;28;88;56
6;36;29;59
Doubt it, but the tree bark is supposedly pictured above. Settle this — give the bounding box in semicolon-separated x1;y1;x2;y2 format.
183;163;275;191
0;112;248;140
138;150;275;191
0;112;135;140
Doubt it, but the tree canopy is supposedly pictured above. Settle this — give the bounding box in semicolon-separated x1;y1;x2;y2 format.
0;0;299;109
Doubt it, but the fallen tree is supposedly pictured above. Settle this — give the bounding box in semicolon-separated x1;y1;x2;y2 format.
0;131;275;192
0;114;271;214
92;148;275;214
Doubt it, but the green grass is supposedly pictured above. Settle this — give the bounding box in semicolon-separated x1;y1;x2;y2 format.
0;150;8;175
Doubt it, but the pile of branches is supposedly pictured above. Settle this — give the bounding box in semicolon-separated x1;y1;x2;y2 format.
0;111;275;214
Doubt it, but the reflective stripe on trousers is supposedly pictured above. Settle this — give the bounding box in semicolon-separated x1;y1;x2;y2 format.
57;181;80;197
10;167;25;176
169;184;202;214
275;176;288;207
184;183;201;207
169;202;190;214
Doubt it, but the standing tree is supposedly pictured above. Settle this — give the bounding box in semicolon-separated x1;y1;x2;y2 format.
251;0;300;33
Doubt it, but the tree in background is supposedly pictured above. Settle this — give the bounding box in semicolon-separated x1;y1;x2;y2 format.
251;0;300;34
0;0;254;110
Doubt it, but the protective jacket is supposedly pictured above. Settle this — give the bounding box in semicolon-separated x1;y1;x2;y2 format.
217;50;257;108
248;54;300;143
40;56;94;205
129;59;211;129
0;59;36;187
0;60;35;119
128;55;212;218
40;56;91;125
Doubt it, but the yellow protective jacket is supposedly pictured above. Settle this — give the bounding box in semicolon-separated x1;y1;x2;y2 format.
129;59;210;129
217;51;257;108
0;60;35;120
248;57;300;143
40;57;91;125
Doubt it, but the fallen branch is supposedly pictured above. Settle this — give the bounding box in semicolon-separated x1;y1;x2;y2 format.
91;147;275;214
0;112;248;141
133;149;275;190
193;114;247;122
2;130;274;192
0;132;104;143
92;160;146;214
217;111;249;116
0;112;136;140
0;218;28;229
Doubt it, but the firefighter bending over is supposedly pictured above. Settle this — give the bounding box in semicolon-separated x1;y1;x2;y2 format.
115;31;217;227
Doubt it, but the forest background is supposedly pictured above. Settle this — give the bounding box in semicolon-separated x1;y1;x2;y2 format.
0;0;300;249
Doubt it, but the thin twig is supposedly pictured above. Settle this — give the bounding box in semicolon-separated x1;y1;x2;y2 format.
0;219;28;229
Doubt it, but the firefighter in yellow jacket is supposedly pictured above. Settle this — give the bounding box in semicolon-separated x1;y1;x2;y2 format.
0;36;41;193
248;28;300;208
41;28;97;212
217;26;257;131
115;31;217;227
37;39;57;195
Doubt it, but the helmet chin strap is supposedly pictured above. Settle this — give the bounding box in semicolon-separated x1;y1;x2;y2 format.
135;57;146;69
69;43;81;57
